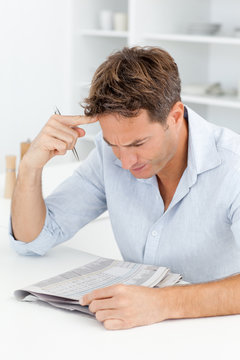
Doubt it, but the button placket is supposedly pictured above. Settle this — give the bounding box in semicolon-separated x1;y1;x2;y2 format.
139;178;166;264
143;216;167;264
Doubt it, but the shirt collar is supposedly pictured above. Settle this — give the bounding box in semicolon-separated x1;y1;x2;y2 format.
113;106;222;183
186;106;221;175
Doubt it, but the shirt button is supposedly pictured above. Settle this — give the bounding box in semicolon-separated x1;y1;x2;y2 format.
152;230;158;237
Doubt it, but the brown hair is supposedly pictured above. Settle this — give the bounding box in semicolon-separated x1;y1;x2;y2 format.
83;46;181;123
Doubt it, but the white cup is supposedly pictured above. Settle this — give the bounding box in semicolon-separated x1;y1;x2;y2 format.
99;10;113;31
234;27;240;37
113;12;128;31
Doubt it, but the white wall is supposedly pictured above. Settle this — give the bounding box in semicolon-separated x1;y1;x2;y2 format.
2;0;240;175
0;0;72;173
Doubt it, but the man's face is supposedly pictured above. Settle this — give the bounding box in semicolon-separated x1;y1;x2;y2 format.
99;108;183;179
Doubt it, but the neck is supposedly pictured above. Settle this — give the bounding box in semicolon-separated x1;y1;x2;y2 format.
157;117;188;187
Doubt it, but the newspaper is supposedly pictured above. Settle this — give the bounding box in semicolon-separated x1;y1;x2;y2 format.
14;257;188;315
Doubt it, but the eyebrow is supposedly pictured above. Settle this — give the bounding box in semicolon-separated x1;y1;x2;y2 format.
103;136;150;147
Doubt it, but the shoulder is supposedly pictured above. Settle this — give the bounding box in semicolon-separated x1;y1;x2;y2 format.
214;126;240;173
215;125;240;155
187;106;240;181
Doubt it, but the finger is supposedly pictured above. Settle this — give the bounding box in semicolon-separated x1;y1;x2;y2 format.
73;127;86;137
88;298;116;313
95;310;120;322
45;137;68;155
80;284;123;305
103;319;125;330
52;114;98;127
43;126;77;150
50;119;86;138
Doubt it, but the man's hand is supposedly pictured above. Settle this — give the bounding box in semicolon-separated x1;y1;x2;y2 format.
79;284;167;330
23;114;98;169
11;113;97;242
80;274;240;331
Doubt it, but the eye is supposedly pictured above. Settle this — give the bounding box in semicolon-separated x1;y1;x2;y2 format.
134;143;144;147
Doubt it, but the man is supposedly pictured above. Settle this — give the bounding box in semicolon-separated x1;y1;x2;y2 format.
10;46;240;330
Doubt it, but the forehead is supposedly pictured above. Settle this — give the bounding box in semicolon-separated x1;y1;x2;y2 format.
98;109;159;136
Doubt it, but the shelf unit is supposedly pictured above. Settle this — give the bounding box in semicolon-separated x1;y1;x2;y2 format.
181;94;240;109
70;0;240;160
143;33;240;46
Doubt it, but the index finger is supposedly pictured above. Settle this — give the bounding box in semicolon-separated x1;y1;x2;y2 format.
53;114;98;127
80;284;122;305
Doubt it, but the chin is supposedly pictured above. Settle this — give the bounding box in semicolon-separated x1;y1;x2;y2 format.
130;168;154;179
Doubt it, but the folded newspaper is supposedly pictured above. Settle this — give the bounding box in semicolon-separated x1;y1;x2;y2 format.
14;257;189;315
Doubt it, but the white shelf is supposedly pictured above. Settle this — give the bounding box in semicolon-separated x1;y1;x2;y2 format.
71;0;240;146
79;29;129;38
182;94;240;109
143;33;240;45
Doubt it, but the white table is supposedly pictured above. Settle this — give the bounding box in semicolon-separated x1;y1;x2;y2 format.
1;163;240;360
1;226;240;360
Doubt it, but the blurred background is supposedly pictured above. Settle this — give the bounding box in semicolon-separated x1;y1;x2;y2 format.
1;0;240;177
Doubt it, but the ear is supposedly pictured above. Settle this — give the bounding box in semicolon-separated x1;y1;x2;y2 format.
168;102;184;128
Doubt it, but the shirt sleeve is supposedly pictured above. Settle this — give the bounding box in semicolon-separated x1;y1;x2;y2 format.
9;134;107;256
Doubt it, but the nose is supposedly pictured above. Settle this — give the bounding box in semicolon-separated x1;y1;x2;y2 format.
119;148;138;170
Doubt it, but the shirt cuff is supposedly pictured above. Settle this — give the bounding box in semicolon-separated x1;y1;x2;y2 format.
9;208;60;256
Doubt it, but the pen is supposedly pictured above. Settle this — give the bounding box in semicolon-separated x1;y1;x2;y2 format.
54;106;80;161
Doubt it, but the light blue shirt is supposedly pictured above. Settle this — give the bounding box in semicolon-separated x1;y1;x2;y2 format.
9;107;240;283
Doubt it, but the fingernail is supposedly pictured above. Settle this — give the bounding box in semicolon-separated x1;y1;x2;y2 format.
79;129;85;137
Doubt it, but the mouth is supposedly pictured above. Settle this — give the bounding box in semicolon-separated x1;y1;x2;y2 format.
130;164;147;172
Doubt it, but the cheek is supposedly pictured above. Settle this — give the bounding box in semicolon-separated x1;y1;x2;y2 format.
143;139;171;165
111;147;120;159
144;143;164;160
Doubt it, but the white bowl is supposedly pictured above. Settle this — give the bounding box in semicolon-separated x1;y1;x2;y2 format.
188;23;221;35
